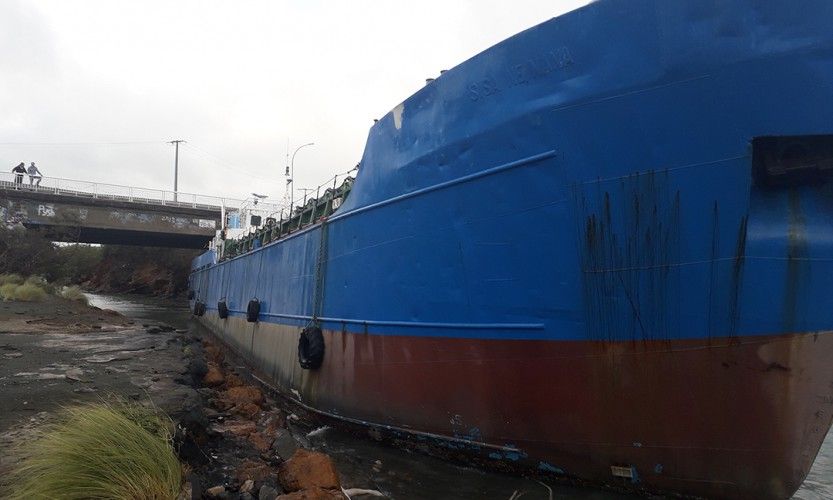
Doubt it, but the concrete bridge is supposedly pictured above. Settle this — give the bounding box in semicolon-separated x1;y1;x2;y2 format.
0;173;239;248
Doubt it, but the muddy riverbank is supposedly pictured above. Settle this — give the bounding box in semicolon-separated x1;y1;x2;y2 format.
0;293;830;499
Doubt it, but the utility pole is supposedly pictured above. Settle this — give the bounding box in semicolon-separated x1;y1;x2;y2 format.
287;142;314;210
169;139;186;201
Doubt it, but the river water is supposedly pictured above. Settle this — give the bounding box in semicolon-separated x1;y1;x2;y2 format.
87;293;832;500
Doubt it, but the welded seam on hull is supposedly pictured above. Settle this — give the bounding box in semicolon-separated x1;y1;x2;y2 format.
578;154;746;186
551;74;713;115
328;149;558;223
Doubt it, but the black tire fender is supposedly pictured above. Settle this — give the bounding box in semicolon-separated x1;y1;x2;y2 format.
217;300;229;319
298;326;325;370
246;299;260;323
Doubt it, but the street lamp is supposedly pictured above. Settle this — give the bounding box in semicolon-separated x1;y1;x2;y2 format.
286;142;314;209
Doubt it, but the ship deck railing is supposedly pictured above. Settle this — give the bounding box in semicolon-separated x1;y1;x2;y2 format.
219;169;357;261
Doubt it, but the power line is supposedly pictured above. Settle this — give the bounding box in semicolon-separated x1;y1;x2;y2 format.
0;140;164;146
183;143;240;169
179;142;275;183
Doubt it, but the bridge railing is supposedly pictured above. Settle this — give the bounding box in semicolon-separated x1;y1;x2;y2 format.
0;171;239;210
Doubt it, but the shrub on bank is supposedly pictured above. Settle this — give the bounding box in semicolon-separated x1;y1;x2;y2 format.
60;285;89;305
0;283;18;300
24;275;55;294
8;401;183;500
0;273;23;286
10;283;48;302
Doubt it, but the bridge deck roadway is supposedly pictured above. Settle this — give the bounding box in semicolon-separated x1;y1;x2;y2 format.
0;186;222;248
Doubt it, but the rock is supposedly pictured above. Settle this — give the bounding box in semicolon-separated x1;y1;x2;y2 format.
235;458;272;483
271;430;299;460
205;485;226;498
65;368;85;382
277;449;341;492
186;471;204;499
238;493;254;500
263;413;286;438
146;326;163;334
204;343;225;363
197;387;215;397
275;488;344;500
340;488;384;498
211;419;256;437
187;356;208;379
222;385;264;406
203;362;225;386
225;372;245;388
72;386;97;394
240;479;255;494
234;402;261;419
249;431;273;452
259;485;280;500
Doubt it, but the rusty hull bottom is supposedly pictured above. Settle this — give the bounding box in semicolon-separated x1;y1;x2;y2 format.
197;314;833;499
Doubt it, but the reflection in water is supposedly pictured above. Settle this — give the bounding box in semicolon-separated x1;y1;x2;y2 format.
85;293;832;499
86;293;191;330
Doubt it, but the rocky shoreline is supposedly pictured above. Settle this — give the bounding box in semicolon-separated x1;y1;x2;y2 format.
0;295;381;500
182;338;382;499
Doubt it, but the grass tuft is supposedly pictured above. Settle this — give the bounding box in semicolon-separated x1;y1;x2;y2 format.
60;285;89;305
11;283;48;302
0;283;17;301
25;275;55;294
8;401;182;500
0;273;24;286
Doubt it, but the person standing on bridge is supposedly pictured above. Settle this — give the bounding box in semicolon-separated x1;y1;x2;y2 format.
11;162;26;186
27;162;42;186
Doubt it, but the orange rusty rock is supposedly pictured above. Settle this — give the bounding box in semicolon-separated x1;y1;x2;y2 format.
233;402;262;419
203;362;225;386
278;449;341;492
204;343;224;363
249;431;273;452
225;372;245;388
222;385;265;406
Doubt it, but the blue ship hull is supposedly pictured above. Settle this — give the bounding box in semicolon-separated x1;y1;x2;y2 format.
191;1;833;497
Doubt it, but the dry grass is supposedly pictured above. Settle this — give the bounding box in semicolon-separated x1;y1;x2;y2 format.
0;283;18;301
0;276;51;302
0;273;24;286
10;283;48;302
25;275;55;294
8;401;183;499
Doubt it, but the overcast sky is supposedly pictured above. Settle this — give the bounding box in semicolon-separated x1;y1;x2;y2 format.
0;0;588;205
